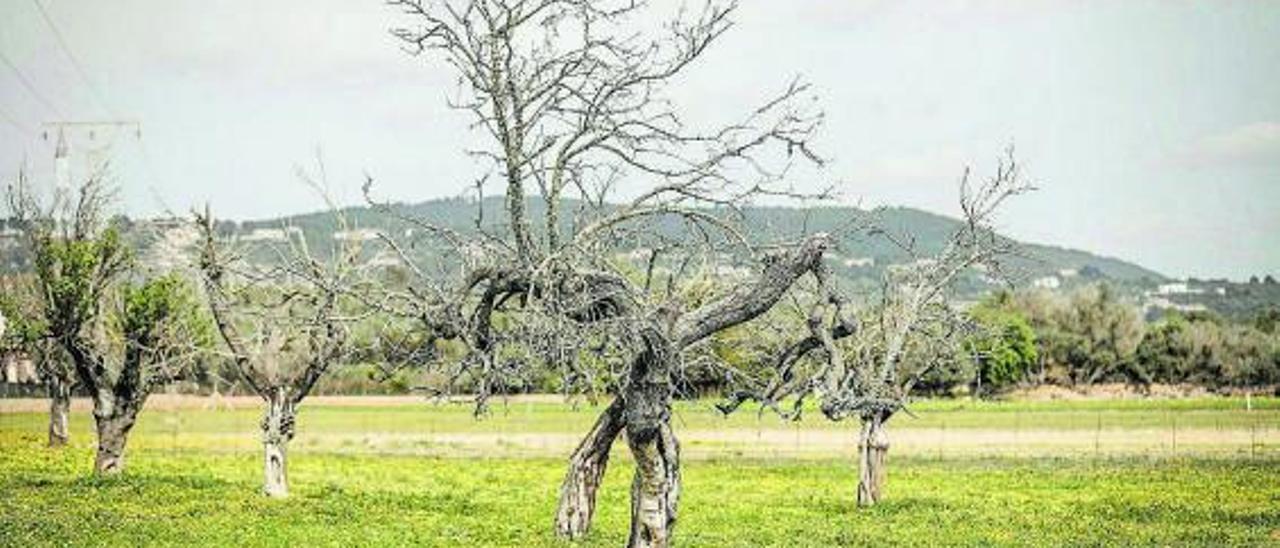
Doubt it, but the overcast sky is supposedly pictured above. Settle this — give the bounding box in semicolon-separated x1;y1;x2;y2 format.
1;0;1277;280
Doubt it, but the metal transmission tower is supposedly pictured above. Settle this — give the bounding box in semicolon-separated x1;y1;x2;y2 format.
40;120;141;198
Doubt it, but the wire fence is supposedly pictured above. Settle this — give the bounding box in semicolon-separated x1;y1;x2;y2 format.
1;393;1275;462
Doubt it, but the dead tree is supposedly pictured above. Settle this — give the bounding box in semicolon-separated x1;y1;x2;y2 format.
378;1;833;545
719;151;1032;507
0;273;77;446
194;207;359;498
7;174;209;474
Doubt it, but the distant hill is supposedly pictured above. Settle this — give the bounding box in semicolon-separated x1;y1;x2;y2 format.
1;197;1167;298
229;197;1166;297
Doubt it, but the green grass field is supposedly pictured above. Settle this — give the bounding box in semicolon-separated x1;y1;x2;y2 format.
2;396;1279;546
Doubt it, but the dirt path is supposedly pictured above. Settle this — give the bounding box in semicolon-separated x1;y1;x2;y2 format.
0;394;571;413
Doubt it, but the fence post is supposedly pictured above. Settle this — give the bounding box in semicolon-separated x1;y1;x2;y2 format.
793;420;800;456
1251;421;1257;459
1014;411;1020;457
938;419;945;461
1094;410;1101;458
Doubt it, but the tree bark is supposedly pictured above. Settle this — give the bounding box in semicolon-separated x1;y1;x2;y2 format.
673;235;830;348
263;438;289;498
621;329;680;548
93;413;136;475
555;397;626;538
856;413;890;507
90;386;142;476
261;389;297;498
625;420;680;548
47;380;71;447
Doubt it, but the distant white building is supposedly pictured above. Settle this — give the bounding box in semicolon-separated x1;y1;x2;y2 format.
241;227;302;243
1156;282;1204;296
1058;268;1079;278
886;258;936;276
367;249;404;268
911;258;937;268
332;228;382;242
627;248;653;262
711;264;753;280
843;257;875;268
1031;276;1061;289
1146;296;1208;314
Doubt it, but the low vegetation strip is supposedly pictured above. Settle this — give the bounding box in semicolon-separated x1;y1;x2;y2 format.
2;397;1275;460
1;434;1277;547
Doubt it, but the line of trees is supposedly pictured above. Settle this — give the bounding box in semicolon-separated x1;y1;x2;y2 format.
8;1;1272;547
973;286;1280;392
0;0;1017;543
2;168;1027;548
18;163;1269;545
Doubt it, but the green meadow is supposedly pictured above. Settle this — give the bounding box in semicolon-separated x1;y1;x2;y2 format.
1;396;1278;546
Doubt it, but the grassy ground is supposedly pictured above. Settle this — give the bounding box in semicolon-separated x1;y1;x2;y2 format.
1;397;1279;546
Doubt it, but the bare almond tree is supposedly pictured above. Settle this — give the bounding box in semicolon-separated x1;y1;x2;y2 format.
0;273;76;446
194;206;360;498
719;152;1032;507
7;173;209;475
375;1;838;545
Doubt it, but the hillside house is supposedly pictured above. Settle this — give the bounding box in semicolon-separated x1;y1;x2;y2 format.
332;228;382;242
1032;276;1061;289
240;227;303;243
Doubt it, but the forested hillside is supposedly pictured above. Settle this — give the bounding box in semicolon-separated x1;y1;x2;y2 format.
231;197;1165;298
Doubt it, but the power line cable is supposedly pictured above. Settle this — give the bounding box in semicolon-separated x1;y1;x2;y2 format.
0;49;64;119
0;103;34;136
24;1;167;209
30;0;117;118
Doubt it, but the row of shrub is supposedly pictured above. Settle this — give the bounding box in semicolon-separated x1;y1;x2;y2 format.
913;285;1280;396
6;276;1278;400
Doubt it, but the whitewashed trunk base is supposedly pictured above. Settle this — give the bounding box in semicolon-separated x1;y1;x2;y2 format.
856;417;889;507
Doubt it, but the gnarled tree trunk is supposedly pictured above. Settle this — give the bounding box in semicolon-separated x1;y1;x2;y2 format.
92;396;138;476
622;330;680;548
555;397;625;538
261;389;297;498
94;418;132;475
47;380;71;447
625;419;680;548
856;412;890;507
